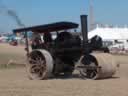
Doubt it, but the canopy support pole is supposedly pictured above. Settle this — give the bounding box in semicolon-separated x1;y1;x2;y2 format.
25;31;29;57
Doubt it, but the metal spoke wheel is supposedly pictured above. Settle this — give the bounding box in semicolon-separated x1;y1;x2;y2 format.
26;49;53;80
79;62;98;79
78;55;99;79
29;55;46;79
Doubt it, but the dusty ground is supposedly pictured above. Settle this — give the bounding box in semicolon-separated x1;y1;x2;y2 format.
0;43;26;65
0;43;128;96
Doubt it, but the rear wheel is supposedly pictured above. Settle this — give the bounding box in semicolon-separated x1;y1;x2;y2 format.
26;49;53;80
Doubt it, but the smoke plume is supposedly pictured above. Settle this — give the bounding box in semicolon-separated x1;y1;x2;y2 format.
0;0;25;27
7;9;25;27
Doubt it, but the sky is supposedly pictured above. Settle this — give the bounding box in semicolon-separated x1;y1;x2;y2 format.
0;0;128;32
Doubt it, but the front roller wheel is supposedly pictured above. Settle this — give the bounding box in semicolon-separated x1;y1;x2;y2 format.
78;53;117;80
26;49;53;80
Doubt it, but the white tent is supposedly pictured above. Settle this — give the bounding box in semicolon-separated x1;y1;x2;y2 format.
88;26;128;40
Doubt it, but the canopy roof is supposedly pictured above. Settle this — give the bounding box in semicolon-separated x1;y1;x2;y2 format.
13;22;79;33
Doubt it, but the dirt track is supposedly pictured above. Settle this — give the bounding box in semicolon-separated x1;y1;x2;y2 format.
0;66;128;96
0;44;128;96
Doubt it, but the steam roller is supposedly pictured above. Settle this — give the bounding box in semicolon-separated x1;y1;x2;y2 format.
13;15;119;80
77;53;118;80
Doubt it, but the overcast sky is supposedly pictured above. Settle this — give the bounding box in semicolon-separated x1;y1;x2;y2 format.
0;0;128;32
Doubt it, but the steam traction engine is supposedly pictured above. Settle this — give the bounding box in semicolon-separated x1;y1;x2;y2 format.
13;15;118;80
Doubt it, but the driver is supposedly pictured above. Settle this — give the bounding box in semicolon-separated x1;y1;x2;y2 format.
31;33;46;50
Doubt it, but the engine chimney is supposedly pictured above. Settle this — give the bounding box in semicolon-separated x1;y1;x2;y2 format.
80;15;89;54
